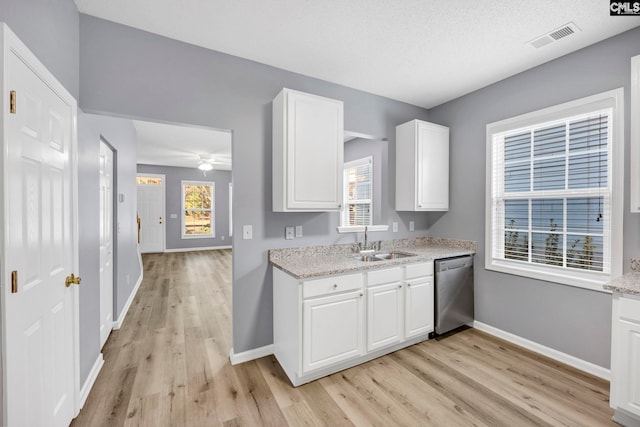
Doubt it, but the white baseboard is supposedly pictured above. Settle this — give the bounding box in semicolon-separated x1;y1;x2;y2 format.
79;354;104;409
229;344;274;365
164;245;232;253
113;247;144;330
473;321;610;380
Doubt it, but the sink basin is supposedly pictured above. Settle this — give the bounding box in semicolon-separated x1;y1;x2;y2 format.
351;254;385;262
374;251;417;260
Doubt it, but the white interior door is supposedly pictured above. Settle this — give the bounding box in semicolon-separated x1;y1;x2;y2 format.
137;175;165;253
3;26;78;427
99;140;114;348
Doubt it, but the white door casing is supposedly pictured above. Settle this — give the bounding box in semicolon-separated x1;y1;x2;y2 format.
1;23;79;427
99;140;114;348
137;174;165;253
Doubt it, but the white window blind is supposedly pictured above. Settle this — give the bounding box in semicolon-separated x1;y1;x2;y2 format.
492;111;611;275
486;89;624;291
342;157;372;227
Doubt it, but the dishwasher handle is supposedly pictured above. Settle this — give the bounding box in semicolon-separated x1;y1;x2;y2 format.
436;255;474;272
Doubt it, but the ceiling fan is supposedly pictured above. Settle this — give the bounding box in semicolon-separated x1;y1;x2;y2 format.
198;154;217;171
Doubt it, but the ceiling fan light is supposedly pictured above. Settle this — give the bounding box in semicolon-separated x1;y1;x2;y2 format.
198;162;213;171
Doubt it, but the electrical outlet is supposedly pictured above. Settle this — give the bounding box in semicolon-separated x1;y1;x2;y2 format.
295;225;303;238
285;226;294;240
221;236;225;240
170;213;177;219
409;220;415;231
243;225;253;240
393;222;398;232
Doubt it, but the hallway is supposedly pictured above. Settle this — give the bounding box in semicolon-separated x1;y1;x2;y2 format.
72;250;234;425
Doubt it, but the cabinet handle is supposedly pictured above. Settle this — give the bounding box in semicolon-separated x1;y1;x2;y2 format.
359;293;363;297
333;284;338;289
407;283;412;287
398;285;402;288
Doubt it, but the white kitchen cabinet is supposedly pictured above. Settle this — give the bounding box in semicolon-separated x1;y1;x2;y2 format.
302;290;364;373
273;261;435;387
610;293;640;425
272;88;344;212
631;55;640;213
366;268;403;352
396;119;449;211
405;262;434;338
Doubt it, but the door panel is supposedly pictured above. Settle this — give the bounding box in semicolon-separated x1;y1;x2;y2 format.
137;177;165;253
99;141;114;348
5;43;76;427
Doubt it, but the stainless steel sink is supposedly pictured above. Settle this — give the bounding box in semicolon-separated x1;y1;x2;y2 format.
351;254;385;262
374;251;417;260
352;251;417;262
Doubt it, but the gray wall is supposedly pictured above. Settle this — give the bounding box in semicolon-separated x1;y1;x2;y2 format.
137;164;232;250
78;113;142;382
0;0;79;99
79;15;432;354
427;27;640;368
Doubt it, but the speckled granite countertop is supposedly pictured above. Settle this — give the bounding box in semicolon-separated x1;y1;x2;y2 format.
269;237;476;279
604;258;640;296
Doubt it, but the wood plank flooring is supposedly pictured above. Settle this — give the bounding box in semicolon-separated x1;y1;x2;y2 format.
72;250;615;426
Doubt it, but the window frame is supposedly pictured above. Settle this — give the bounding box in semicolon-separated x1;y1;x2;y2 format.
340;156;373;228
181;180;215;239
485;88;624;292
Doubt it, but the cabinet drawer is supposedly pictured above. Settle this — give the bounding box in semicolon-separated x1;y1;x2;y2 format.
405;262;433;279
367;267;402;287
619;294;640;323
303;273;363;299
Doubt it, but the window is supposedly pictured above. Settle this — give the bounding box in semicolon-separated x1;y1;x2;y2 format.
182;181;214;238
341;157;372;227
486;89;623;291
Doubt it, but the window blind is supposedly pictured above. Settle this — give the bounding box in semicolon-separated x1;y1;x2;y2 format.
492;111;611;273
342;157;372;226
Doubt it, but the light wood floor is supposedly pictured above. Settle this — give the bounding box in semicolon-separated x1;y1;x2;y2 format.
73;250;615;426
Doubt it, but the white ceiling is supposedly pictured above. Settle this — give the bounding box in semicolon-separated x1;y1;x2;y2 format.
76;0;640;109
134;120;232;170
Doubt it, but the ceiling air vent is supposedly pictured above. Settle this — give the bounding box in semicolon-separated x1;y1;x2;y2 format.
528;22;580;49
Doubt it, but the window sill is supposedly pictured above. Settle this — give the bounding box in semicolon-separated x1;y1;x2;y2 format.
336;225;389;233
486;259;612;293
181;234;215;240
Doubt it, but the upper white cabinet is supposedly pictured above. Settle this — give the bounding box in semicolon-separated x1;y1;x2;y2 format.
395;119;449;211
630;55;640;213
272;88;344;212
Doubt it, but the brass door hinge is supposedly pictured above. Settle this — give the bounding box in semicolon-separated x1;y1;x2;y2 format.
9;90;16;114
11;271;17;293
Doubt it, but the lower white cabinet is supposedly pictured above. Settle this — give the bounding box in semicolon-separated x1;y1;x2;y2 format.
273;261;435;386
404;262;435;338
367;268;404;351
405;276;434;338
611;293;640;424
302;290;364;372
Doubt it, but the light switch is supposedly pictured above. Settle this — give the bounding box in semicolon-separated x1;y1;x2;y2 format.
295;225;303;238
285;226;294;240
170;213;177;219
409;221;415;231
392;222;398;232
243;225;253;240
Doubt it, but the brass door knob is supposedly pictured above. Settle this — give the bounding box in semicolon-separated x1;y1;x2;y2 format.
65;273;81;287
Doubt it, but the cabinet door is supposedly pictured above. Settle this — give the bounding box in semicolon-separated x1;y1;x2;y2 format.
617;319;640;416
405;277;434;338
286;90;343;211
302;290;363;373
416;122;449;211
367;282;403;352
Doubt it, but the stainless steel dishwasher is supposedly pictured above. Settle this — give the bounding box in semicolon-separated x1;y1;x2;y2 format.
435;255;474;335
